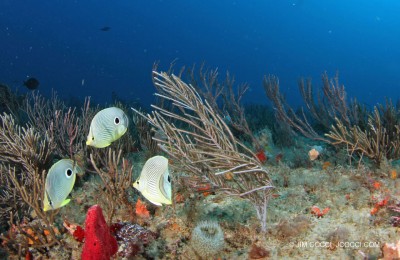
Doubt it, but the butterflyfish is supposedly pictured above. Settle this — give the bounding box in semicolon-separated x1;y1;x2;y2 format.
133;155;172;206
86;107;129;148
43;159;82;211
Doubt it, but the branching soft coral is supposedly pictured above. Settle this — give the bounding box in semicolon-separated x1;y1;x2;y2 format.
326;107;400;164
0;113;61;255
24;91;96;160
133;71;273;232
89;149;134;223
0;113;53;224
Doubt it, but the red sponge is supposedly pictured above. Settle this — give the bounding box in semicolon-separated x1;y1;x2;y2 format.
81;205;118;260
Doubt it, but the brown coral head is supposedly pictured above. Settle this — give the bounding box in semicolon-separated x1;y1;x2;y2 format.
249;243;270;259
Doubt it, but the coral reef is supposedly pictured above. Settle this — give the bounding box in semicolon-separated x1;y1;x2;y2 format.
326;106;400;164
185;64;262;150
1;68;400;259
271;215;311;240
264;72;400;165
196;194;255;227
24;91;94;159
89;149;134;223
133;71;273;232
0;113;60;254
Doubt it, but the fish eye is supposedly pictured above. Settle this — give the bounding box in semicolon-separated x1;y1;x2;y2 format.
65;168;73;178
92;136;94;140
136;181;139;185
114;117;120;125
167;175;171;183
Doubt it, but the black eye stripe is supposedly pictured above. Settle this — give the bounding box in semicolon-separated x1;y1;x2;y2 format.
46;191;53;207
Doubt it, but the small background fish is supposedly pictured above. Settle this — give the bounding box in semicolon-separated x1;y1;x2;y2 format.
100;26;111;31
23;77;39;90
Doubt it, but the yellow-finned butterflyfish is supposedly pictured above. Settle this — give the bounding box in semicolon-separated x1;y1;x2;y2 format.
86;107;129;148
133;155;172;206
43;159;82;211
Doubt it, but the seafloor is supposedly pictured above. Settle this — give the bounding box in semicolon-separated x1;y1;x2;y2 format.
0;84;399;259
4;144;398;260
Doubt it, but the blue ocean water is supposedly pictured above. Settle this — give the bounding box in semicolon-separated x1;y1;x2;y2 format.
1;0;399;107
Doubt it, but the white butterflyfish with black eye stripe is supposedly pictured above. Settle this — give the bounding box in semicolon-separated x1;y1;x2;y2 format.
86;107;129;148
133;155;172;206
43;159;82;211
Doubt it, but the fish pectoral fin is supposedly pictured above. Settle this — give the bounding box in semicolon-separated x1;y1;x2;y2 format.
60;199;71;208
